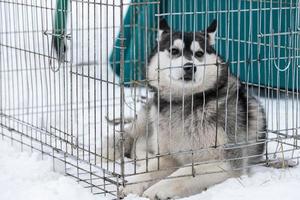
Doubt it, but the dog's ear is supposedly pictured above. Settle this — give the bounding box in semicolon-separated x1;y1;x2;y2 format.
205;19;217;45
159;18;170;31
157;18;170;41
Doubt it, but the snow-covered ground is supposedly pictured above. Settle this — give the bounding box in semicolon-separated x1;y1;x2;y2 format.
0;138;99;200
1;137;300;200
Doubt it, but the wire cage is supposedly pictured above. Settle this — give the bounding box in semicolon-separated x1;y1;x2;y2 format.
0;0;300;199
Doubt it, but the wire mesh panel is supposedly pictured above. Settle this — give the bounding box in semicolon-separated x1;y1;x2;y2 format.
0;0;300;199
0;0;124;196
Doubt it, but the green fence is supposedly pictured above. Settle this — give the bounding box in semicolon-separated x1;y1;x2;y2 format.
110;0;300;90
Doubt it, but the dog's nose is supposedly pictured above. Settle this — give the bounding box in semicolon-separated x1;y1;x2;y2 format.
183;63;197;74
183;63;196;81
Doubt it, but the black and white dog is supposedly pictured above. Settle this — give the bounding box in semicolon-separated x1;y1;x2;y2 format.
105;19;266;200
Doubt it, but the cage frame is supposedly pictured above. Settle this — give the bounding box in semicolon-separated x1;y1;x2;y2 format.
0;0;300;199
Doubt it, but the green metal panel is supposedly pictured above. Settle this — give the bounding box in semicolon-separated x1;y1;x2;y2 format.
110;1;160;84
110;0;300;90
53;0;69;62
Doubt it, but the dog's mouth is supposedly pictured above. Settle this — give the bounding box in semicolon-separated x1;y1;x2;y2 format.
179;74;194;81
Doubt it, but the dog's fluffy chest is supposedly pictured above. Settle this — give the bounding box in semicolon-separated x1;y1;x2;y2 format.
135;100;228;164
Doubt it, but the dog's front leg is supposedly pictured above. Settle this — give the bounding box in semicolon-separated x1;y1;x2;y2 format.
120;156;177;197
99;104;149;161
143;162;234;200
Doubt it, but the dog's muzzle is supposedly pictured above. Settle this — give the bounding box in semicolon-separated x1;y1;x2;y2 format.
183;62;196;81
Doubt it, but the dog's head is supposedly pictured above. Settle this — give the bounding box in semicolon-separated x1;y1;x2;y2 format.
148;19;228;100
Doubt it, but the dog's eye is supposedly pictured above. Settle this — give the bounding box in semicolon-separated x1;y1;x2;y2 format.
170;48;180;56
195;51;204;57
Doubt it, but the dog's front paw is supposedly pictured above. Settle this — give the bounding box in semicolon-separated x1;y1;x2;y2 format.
142;182;180;200
119;183;146;198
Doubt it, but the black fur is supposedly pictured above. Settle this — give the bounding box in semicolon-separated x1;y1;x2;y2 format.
158;32;216;55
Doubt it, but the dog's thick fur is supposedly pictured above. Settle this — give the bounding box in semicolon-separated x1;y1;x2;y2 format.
105;19;266;199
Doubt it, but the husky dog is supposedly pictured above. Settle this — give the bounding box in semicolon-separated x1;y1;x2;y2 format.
106;19;266;199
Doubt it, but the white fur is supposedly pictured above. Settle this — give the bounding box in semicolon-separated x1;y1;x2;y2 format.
119;98;230;198
208;28;217;45
190;41;202;52
157;30;164;41
173;39;184;50
143;162;233;199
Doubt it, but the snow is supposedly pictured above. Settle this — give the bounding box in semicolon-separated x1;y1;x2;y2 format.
0;139;100;200
1;137;300;200
181;167;300;200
